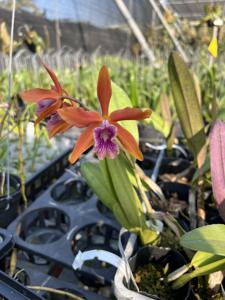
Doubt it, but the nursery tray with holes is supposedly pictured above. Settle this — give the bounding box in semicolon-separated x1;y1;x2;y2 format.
0;228;14;272
0;270;44;300
8;170;121;286
25;147;72;201
138;153;194;182
0;174;21;227
13;261;108;300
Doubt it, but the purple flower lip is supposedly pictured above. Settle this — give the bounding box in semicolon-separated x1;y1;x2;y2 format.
46;113;62;131
36;99;54;116
93;120;119;160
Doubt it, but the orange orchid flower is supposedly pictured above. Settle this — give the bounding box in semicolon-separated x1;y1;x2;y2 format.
21;64;74;137
58;65;151;164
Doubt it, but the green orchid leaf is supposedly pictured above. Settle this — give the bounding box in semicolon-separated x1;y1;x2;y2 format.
103;154;157;244
110;82;139;141
168;52;206;168
139;228;158;245
130;72;138;107
180;224;225;256
80;161;117;209
191;251;224;268
173;257;225;289
145;110;171;138
113;203;134;229
105;153;145;229
159;92;175;149
192;154;210;183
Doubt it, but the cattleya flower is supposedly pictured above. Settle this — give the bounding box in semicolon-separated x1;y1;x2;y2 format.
58;65;151;163
21;64;74;137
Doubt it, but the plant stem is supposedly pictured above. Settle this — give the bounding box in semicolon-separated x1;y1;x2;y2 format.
0;107;10;138
61;96;89;110
197;178;205;227
27;286;84;300
9;224;21;276
9;248;17;276
30;126;41;172
0;172;5;196
17;117;28;208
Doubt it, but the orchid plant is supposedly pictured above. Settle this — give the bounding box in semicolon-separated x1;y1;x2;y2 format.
162;49;225;292
21;64;159;245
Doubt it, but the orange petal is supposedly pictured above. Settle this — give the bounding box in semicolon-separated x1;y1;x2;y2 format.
48;121;71;138
43;64;62;94
115;123;143;161
58;107;102;128
35;101;61;125
69;124;96;164
110;107;152;122
97;65;112;116
21;88;58;103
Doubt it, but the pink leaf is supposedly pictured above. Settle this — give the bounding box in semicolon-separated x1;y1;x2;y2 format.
210;121;225;220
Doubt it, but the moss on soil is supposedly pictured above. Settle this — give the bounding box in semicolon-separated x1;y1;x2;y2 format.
135;262;177;300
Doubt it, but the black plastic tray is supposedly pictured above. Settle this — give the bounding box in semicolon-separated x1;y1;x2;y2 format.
8;170;120;286
0;228;14;260
25;147;72;201
15;260;108;300
0;270;44;300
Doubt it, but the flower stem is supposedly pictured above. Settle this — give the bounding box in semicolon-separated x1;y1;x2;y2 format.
17;117;28;208
61;96;89;110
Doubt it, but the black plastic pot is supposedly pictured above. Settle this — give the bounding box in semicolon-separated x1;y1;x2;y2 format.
0;270;44;300
114;245;194;300
159;181;190;229
159;158;194;181
205;191;224;225
159;181;223;229
132;246;193;299
138;155;195;182
0;173;21;228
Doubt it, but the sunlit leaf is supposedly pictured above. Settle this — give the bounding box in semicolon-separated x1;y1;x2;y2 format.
168;52;206;168
110;82;139;141
180;224;225;256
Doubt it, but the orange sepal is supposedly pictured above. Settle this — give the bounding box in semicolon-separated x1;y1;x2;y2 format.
97;65;112;116
110;107;152;122
48;121;71;138
69;123;97;164
115;123;143;161
21;88;58;103
58;107;102;128
43;64;62;94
